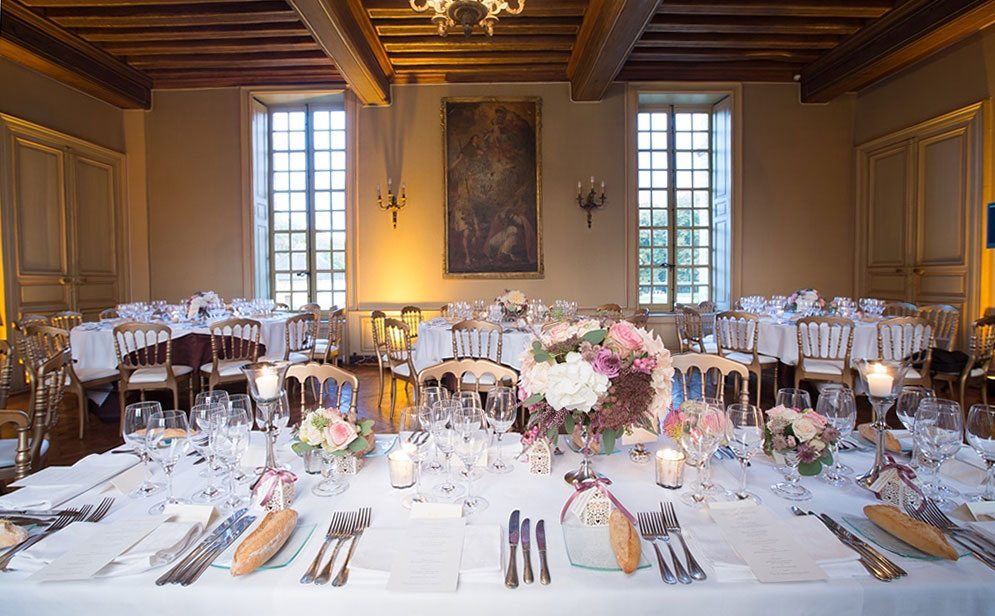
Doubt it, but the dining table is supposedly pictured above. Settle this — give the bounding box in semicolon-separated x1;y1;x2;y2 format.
414;318;533;370
2;431;994;616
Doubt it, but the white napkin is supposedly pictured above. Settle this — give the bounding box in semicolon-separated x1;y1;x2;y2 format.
942;449;987;486
688;516;864;583
968;521;995;543
2;454;139;510
11;521;202;576
350;525;501;575
0;486;89;510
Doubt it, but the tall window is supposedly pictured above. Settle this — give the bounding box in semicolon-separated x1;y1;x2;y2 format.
636;106;712;311
269;105;347;310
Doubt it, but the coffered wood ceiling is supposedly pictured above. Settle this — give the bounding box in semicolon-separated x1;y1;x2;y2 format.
1;0;993;109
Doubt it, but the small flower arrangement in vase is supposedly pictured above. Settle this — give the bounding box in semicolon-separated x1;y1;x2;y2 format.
764;405;839;501
497;289;528;321
184;290;222;320
785;288;825;314
292;408;375;494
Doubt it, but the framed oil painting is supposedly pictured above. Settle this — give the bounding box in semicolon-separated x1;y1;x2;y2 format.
442;97;543;278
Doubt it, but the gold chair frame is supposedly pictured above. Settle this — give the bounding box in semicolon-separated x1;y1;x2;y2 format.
877;316;934;388
451;320;504;363
49;310;83;331
286;362;360;420
203;318;261;392
933;316;995;408
794;316;855;389
318;308;347;365
714;311;778;405
370;310;388;408
99;308;119;321
918;304;960;352
401;306;423;341
676;306;715;354
0;340;12;409
626;308;650;328
113;322;194;426
283;312;319;363
671;352;750;406
384;318;419;419
883;301;918;318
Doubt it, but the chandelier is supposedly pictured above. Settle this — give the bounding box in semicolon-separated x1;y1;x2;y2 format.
409;1;525;37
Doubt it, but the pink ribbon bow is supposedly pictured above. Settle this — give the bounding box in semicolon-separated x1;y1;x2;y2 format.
559;477;637;526
878;454;926;510
251;468;297;507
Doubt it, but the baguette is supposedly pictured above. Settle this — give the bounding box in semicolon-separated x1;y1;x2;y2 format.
857;423;902;453
231;509;298;576
0;520;28;548
864;504;958;560
608;509;641;574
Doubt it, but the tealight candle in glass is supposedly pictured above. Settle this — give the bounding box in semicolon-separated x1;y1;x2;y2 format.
388;444;416;489
656;448;685;489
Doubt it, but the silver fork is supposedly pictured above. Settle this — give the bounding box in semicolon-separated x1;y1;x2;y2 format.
905;502;995;568
921;499;995;553
0;505;91;571
87;498;115;523
661;502;706;581
331;507;372;587
300;512;344;584
637;512;676;584
315;511;357;585
652;511;691;584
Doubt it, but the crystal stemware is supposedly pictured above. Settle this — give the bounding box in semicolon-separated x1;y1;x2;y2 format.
419;386;449;474
122;401;164;498
229;394;256;484
399;407;433;509
678;401;731;507
456;428;489;515
726;403;764;503
190;402;226;503
212;404;252;511
313;451;349;497
896;385;935;469
430;400;465;499
914;398;964;510
146;410;190;514
485;386;517;474
965;404;995;502
816;385;857;485
776;388;812;411
195;389;230;409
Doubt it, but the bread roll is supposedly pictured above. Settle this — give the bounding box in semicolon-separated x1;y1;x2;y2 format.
864;504;958;560
0;520;28;548
857;423;902;453
231;509;298;576
608;509;640;574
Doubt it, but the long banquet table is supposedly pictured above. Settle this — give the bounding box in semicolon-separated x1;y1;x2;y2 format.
3;434;994;616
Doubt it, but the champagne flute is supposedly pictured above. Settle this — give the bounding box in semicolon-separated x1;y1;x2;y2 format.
896;386;935;469
399;407;432;509
420;386;449;474
816;385;856;486
146;410;190;514
122;401;164;498
430;400;465;499
485;386;516;474
190;402;226;503
914;399;964;510
726;403;764;502
964;404;995;502
456;428;489;515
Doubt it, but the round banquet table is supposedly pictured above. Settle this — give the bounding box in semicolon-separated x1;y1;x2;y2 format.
755;317;881;366
3;432;994;616
414;319;532;370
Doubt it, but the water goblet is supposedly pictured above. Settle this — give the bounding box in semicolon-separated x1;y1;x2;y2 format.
896;386;935;469
196;389;230;409
212;405;252;511
964;404;995;502
122;401;164;498
190;402;227;503
146;410;190;514
229;394;256;484
420;386;450;474
776;388;812;411
430;400;465;499
678;401;731;507
726;403;764;503
313;452;349;497
456;428;489;515
816;385;856;486
484;386;516;474
399;408;433;509
914;399;964;510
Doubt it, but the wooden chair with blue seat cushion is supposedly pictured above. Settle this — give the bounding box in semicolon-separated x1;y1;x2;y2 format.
113;322;194;423
201;318;261;392
0;348;71;487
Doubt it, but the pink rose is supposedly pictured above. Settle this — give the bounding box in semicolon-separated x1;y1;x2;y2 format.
632;357;656;374
608;321;643;354
323;419;358;452
592;348;621;378
805;410;828;428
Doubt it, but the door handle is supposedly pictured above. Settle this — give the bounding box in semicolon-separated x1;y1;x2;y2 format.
59;277;73;285
912;268;925;276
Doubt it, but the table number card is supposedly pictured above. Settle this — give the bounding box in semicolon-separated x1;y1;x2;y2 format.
709;501;827;583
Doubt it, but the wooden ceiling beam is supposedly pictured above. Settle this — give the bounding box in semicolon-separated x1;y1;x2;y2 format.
101;36;320;55
364;0;585;19
628;48;822;63
0;1;151;108
22;0;259;5
376;21;580;37
76;22;306;41
568;0;663;101
382;35;576;53
389;51;570;67
636;32;843;49
286;0;392;105
643;15;863;35
801;0;995;102
48;10;301;28
130;52;333;69
656;0;893;18
620;60;797;81
150;66;344;88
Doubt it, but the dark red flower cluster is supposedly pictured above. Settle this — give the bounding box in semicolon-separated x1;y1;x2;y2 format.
590;367;654;434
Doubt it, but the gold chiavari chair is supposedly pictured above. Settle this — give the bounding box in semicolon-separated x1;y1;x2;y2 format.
401;306;423;342
282;312;319;364
451;320;504;362
439;304;450;318
676;306;716;354
24;324;117;439
626;308;650;328
49;310;83;331
16;314;49;330
99;308;119;321
370;310;389;408
201;318;261;392
697;301;717;313
918;304;960;352
595;303;624;322
0;340;13;409
714;311;778;405
286;362;359;419
113;322;194;422
383;318;428;419
418;358;520;426
671;352;750;406
318;308;347;365
933;316;995;408
883;301;918;318
1;348;71;484
877;316;934;388
795;316;855;389
301;303;321;313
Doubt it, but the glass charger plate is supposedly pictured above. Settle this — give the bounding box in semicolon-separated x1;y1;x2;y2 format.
211;521;316;571
562;521;652;571
366;435;396;458
841;515;969;560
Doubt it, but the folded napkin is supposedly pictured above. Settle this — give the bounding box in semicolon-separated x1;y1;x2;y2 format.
350;525;501;575
688;516;864;583
942;449;987;486
969;521;995;542
0;486;91;511
1;454;139;511
11;520;202;576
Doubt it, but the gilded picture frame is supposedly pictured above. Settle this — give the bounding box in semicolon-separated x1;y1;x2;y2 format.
441;97;543;279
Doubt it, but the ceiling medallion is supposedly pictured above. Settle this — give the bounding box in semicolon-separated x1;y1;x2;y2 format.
409;1;526;37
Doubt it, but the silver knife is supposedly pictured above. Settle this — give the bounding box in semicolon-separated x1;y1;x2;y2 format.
180;515;256;586
521;518;534;584
818;513;906;577
505;510;520;589
536;519;550;585
156;507;248;585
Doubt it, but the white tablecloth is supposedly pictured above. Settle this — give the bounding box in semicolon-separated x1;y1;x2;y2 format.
70;315;296;372
3;433;994;615
756;318;880;366
414;321;532;370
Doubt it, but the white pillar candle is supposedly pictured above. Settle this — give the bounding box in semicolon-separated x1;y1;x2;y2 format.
256;370;280;400
866;364;894;397
388;449;415;489
655;448;685;489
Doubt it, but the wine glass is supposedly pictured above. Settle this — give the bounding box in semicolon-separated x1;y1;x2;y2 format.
455;428;489;516
189;402;226;503
776;388;812;410
430;400;465;499
896;386;935;469
455;390;482;411
914;399;964;510
419;386;449;474
195;389;230;410
122;401;164;498
212;404;252;511
229;394;255;484
399;407;433;509
726;403;764;503
816;385;857;486
485;386;517;474
146;410;190;514
678;401;730;507
964;404;995;502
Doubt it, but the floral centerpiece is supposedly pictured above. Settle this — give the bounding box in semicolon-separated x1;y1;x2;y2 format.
497;289;528;320
184;290;221;320
785;288;825;313
292;407;375;458
520;318;674;483
765;405;839;501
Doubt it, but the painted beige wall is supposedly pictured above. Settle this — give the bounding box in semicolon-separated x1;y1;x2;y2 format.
145;88;246;301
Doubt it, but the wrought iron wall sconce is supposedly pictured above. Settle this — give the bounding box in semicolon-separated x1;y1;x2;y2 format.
377;178;406;229
577;176;606;228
